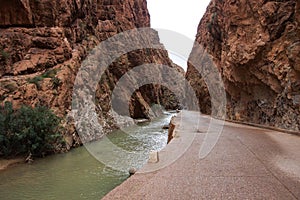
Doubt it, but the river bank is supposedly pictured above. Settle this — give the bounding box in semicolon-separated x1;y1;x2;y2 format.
0;109;175;171
0;158;24;171
0;113;174;200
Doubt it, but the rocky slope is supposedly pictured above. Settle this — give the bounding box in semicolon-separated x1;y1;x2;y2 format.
186;0;300;131
0;0;182;149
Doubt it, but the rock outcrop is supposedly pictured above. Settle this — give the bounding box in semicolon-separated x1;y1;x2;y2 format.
0;0;182;148
186;0;300;131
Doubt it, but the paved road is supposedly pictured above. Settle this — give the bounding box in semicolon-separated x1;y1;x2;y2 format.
103;111;300;199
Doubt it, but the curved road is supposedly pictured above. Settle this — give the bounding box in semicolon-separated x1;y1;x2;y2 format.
103;111;300;199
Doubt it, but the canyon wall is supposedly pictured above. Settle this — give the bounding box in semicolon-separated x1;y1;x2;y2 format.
186;0;300;131
0;0;182;148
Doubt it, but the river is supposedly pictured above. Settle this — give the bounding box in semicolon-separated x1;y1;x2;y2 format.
0;113;174;200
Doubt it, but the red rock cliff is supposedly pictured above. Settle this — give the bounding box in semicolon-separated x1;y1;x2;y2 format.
186;0;300;131
0;0;182;148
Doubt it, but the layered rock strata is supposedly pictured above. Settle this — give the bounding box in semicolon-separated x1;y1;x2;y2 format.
0;0;183;148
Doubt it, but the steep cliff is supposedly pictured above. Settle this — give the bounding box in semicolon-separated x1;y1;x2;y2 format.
186;0;300;131
0;0;182;148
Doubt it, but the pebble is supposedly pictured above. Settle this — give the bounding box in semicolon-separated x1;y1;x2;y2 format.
129;168;137;176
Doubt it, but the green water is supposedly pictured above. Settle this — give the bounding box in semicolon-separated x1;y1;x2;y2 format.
0;114;173;200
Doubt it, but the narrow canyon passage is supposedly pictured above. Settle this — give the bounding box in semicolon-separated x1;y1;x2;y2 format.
0;0;299;199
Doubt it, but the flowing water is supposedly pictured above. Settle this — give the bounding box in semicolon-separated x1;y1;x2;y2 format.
0;113;174;200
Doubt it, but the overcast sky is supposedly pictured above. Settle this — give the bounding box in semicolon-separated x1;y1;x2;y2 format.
147;0;211;70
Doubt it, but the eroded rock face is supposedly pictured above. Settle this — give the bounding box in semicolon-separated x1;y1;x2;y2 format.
0;0;33;27
186;0;300;131
0;0;183;147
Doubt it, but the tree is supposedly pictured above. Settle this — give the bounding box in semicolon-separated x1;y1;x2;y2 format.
0;102;64;158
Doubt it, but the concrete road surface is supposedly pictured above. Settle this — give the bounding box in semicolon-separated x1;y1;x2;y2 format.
103;111;300;199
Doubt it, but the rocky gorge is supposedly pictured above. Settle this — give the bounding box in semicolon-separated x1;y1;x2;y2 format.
187;0;300;132
0;1;299;199
0;0;183;151
0;0;299;157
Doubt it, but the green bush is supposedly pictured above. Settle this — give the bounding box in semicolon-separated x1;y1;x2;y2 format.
0;102;64;158
27;69;59;89
0;49;9;61
27;76;43;89
42;69;58;79
51;77;61;89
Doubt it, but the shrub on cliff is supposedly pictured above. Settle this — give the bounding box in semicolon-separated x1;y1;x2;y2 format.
0;102;64;158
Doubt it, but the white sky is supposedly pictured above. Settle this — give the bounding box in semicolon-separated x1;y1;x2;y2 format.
147;0;211;70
